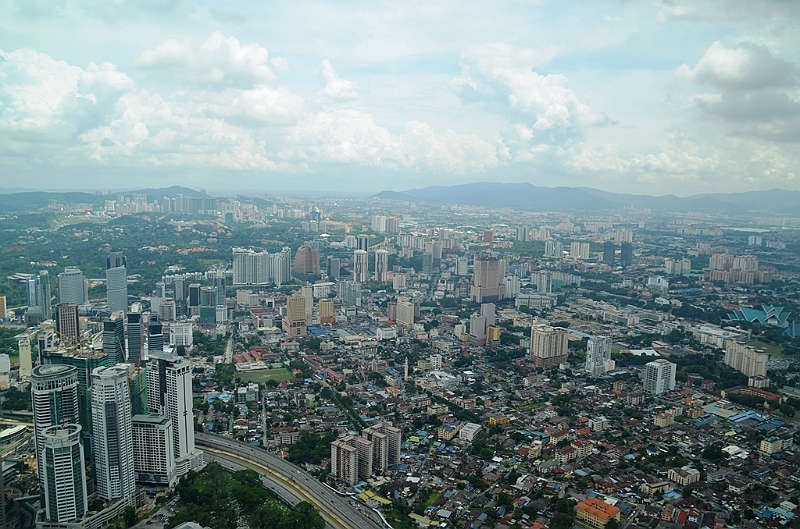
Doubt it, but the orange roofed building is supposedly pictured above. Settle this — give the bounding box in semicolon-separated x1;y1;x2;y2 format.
576;497;621;529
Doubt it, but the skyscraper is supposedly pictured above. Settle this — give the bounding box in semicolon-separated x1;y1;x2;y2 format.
232;248;270;285
585;336;614;375
40;424;88;523
106;252;128;314
147;315;164;356
470;256;503;303
620;242;633;267
32;365;80;500
40;349;110;453
147;352;196;465
127;308;143;367
131;413;176;486
58;267;85;305
38;270;53;321
102;311;126;364
530;324;569;368
283;294;307;337
326;256;342;280
353;249;369;284
603;241;616;266
91;365;135;502
374;249;389;284
55;303;80;347
644;359;677;395
292;244;321;282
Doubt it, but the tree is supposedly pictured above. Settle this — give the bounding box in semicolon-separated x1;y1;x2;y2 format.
606;518;620;529
123;506;137;527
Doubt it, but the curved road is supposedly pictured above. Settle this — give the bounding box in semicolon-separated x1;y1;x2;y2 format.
195;433;387;529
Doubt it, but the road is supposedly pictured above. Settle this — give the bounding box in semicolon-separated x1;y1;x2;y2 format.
224;336;234;363
195;433;388;529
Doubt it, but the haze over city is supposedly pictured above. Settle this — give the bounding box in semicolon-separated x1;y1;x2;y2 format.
1;0;799;195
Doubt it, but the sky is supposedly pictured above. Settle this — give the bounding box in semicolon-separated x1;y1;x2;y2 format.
1;0;799;196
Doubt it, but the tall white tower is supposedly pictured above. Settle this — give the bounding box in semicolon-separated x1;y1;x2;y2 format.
92;365;136;502
106;252;128;315
354;250;369;283
147;352;196;464
40;424;88;523
374;249;389;284
32;365;80;492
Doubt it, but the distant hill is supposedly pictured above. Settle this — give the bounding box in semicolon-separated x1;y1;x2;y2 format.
375;182;800;213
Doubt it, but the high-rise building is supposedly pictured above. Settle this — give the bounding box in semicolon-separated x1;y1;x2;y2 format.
55;303;80;347
231;248;271;286
32;365;80;497
585;336;614;376
374;249;389;283
127;309;143;367
643;359;676;395
530;324;569;368
38;270;53;321
148;315;164;356
724;343;768;377
131;413;176;486
158;299;177;322
330;438;358;486
146;352;196;466
326;256;342;280
40;424;88;523
371;215;387;233
421;252;433;274
385;216;400;234
396;299;416;328
620;242;633;267
470;256;503;303
106;252;128;314
102;311;126;364
363;422;402;468
91;365;136;502
338;281;362;308
282;294;307;337
602;242;616;266
18;335;32;378
58;267;85;305
301;284;314;324
357;234;370;252
469;313;487;346
292;245;321;282
353;249;369;283
0;295;6;320
271;247;292;286
41;349;110;453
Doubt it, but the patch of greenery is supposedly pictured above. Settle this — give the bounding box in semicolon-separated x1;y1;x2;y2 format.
168;463;324;529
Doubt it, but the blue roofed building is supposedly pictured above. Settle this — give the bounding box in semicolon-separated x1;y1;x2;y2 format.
727;305;791;327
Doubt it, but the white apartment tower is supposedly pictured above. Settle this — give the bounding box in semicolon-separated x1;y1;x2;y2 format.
353;249;369;283
32;365;80;493
40;424;88;523
91;365;136;502
147;352;196;464
131;413;177;486
374;249;389;284
644;358;677;395
585;336;614;376
58;267;85;305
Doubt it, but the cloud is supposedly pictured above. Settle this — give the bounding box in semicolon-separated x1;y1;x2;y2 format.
676;41;797;90
315;60;358;102
678;41;800;142
454;44;606;164
135;32;277;87
285;108;499;173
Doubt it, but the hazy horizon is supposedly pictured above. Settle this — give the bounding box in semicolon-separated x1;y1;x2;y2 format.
1;1;799;195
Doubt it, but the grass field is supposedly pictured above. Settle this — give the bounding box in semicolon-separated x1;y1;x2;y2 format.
237;367;294;383
748;340;784;356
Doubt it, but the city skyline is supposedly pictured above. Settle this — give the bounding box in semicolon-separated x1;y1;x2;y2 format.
1;1;799;195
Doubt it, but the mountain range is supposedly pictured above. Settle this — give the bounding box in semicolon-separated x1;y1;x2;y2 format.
375;183;800;214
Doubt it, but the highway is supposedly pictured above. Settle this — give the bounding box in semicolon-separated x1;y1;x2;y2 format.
195;433;388;529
